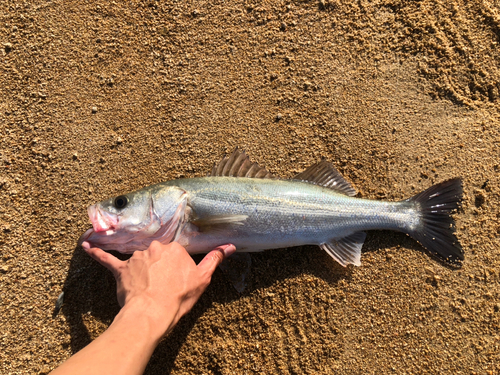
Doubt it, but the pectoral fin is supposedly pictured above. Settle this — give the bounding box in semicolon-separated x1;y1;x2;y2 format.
320;231;366;267
192;214;248;232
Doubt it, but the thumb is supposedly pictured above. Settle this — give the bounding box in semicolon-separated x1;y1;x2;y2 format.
82;241;123;276
197;244;236;278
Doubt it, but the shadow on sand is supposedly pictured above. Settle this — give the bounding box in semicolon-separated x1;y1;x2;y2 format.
57;229;457;374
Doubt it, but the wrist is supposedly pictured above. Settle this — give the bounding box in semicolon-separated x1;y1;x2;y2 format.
113;296;178;343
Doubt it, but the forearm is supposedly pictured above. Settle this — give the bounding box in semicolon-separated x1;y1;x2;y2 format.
51;297;176;375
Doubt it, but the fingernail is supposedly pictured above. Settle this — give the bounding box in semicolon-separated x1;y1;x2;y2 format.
218;244;236;257
81;241;91;250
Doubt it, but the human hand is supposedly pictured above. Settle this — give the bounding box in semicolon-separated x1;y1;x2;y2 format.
81;241;236;337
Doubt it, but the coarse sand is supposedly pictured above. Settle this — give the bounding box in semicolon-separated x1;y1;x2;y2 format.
1;0;499;374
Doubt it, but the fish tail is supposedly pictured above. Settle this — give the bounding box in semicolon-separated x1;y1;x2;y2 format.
407;178;464;264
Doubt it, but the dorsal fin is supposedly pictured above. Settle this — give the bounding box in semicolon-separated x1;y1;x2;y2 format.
210;148;275;179
294;160;356;196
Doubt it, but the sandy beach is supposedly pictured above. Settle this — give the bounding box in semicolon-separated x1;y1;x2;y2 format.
1;0;499;373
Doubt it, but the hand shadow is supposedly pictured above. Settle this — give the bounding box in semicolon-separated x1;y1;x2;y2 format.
56;240;352;374
58;245;122;352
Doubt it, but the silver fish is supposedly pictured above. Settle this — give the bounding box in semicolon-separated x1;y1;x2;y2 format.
79;149;463;266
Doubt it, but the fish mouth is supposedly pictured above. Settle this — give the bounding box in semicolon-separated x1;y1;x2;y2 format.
88;204;118;233
77;226;119;248
78;205;119;247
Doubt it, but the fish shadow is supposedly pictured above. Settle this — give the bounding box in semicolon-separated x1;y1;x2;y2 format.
57;231;451;374
362;230;463;270
146;245;353;374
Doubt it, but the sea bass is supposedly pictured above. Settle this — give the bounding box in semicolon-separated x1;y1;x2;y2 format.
79;149;464;266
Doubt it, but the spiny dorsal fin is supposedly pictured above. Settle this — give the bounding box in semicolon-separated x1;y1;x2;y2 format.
294;160;356;196
320;231;367;267
210;148;275;179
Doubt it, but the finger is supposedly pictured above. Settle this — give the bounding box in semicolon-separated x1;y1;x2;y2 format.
146;240;168;262
84;245;123;275
147;240;163;255
197;244;236;277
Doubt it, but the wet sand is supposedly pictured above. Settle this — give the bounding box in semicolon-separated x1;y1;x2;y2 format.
1;0;499;373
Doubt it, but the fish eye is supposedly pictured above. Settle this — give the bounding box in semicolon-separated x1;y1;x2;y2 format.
114;195;128;209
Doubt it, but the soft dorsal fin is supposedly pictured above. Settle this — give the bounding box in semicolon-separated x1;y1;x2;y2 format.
293;160;357;196
210;148;275;179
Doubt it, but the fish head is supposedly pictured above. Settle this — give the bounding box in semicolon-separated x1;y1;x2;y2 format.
90;190;153;234
79;186;188;253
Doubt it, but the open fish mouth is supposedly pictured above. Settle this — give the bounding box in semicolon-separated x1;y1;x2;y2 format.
77;226;120;247
88;204;118;233
77;205;119;247
77;225;128;250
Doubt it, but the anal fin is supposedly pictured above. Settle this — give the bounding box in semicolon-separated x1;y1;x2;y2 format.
320;231;366;267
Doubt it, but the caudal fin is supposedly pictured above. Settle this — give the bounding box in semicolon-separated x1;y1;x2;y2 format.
407;178;464;264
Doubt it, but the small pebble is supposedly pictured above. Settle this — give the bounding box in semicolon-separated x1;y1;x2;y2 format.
0;265;9;273
72;152;78;160
54;292;64;313
91;106;98;113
